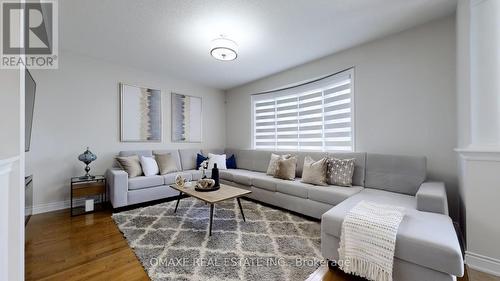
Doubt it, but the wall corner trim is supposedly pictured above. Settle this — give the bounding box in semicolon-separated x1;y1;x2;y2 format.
455;146;500;161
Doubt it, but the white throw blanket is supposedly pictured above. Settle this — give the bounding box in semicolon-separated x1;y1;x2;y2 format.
338;201;405;281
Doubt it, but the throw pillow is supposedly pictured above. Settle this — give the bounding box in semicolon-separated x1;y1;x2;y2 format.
208;153;227;170
139;156;159;176
116;155;142;178
155;153;179;175
327;158;355;187
226;154;237;169
196;153;208;169
301;156;328;186
266;153;291;176
274;156;297;181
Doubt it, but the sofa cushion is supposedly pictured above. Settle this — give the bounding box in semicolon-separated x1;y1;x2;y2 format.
179;148;201;170
217;169;251;185
119;150;153;157
226;154;237;169
276;180;310;198
116;155;143;178
301;156;328;186
308;185;363;206
128;175;164;190
153;149;182;171
326;158;355;187
219;169;234;181
274;157;297;180
196;153;208;169
208;153;227;170
252;175;279;192
139;156;159;176
233;149;255;171
233;172;253;186
185;169;212;181
163;172;192;185
266;153;289;175
327;152;366;186
253;150;272;173
294;151;328;178
365;153;426;195
155;153;179;175
321;188;463;276
217;169;267;186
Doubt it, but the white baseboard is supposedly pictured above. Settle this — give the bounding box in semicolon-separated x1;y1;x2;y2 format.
465;251;500;276
32;198;89;215
32;200;69;214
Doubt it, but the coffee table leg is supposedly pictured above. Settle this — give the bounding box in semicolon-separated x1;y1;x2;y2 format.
237;198;246;222
209;204;214;236
174;191;182;213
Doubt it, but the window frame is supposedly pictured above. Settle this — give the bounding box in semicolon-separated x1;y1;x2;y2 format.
251;68;355;152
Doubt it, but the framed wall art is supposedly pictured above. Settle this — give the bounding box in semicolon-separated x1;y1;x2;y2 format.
120;83;162;142
171;93;202;142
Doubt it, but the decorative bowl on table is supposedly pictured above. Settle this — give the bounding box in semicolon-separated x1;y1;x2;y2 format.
175;174;187;188
194;178;220;192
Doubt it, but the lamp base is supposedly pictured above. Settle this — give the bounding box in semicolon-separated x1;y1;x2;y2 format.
79;174;95;180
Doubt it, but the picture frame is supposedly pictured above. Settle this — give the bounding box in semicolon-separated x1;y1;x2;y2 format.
171;93;202;143
120;83;162;142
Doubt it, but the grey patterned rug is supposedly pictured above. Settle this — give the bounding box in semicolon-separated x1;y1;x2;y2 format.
112;197;322;281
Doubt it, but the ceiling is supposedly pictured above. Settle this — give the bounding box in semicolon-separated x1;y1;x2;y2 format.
59;0;456;90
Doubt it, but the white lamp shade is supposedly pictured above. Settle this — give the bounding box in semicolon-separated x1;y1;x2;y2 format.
210;37;238;61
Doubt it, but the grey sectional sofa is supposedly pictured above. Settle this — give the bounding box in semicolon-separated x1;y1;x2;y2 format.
106;148;463;281
107;148;219;208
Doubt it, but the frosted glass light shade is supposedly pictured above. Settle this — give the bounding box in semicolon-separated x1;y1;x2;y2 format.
210;37;238;61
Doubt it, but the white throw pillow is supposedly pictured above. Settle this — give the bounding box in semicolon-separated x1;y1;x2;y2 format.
207;153;227;170
140;156;159;176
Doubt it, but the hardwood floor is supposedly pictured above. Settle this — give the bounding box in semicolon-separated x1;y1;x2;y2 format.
26;209;499;281
25;209;148;281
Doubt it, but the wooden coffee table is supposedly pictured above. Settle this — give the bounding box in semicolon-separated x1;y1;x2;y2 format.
170;182;251;236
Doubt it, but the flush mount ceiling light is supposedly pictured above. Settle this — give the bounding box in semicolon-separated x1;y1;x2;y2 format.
210;36;238;61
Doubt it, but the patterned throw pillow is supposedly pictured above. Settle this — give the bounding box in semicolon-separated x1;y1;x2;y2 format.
266;153;291;176
327;158;355;187
274;156;297;181
301;156;328;186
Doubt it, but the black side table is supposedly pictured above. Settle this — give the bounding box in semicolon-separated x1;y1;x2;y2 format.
70;175;107;216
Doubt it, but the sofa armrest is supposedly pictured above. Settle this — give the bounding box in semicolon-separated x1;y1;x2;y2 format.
106;168;128;208
416;181;448;215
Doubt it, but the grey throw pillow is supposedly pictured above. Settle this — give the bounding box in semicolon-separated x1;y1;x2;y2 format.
116;155;143;178
266;153;292;176
155;153;179;175
301;156;328;186
327;158;355;187
274;156;297;181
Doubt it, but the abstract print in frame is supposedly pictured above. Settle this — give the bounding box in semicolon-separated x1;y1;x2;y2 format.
120;83;162;142
171;93;202;142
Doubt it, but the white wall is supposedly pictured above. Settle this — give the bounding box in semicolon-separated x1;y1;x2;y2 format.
456;0;500;275
29;51;226;212
0;70;21;159
0;69;24;281
225;17;459;220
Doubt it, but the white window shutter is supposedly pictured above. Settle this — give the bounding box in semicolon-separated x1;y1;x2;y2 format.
253;69;354;152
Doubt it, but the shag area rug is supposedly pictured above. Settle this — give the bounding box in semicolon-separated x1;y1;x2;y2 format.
112;197;322;281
